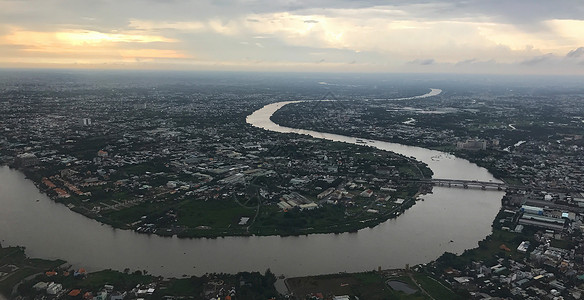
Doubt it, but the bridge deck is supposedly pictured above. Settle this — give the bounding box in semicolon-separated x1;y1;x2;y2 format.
405;178;578;193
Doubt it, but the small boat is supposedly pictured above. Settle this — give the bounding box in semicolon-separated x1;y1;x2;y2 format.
356;139;366;144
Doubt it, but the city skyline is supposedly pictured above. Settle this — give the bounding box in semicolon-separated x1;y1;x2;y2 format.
1;0;584;74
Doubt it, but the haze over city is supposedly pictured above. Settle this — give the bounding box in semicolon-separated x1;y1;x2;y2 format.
1;0;584;74
4;1;584;299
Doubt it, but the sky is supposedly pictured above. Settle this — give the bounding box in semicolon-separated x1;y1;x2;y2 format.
1;0;584;74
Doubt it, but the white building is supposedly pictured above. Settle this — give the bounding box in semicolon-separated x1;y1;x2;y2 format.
517;241;530;253
46;282;63;295
299;203;318;210
457;139;487;150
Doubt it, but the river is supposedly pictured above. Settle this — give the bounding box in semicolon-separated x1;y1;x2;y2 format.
0;89;503;278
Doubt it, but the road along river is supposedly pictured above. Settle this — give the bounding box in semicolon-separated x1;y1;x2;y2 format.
0;89;503;278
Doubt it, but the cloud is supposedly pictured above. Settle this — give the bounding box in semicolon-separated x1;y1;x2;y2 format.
566;47;584;58
519;53;553;65
408;58;435;65
119;49;189;59
456;58;477;65
128;20;205;32
2;29;174;50
2;0;584;73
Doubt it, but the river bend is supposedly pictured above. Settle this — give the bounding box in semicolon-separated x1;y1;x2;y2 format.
0;88;502;277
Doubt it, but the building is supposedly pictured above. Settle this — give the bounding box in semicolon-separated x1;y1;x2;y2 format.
46;282;63;295
15;153;39;167
97;150;108;158
520;205;543;215
32;282;48;291
317;187;335;199
360;189;374;198
299;203;318;210
519;214;565;231
457;139;487;150
517;241;530;253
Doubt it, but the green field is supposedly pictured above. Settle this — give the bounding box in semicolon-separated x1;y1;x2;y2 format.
286;271;457;300
413;274;458;300
176;198;255;228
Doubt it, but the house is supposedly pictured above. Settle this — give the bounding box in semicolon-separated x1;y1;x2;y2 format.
360;189;374;198
68;289;81;297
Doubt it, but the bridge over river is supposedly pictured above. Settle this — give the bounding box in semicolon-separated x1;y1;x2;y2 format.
407;178;579;193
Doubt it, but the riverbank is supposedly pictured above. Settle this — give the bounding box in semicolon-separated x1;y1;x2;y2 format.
0;245;65;298
0;87;502;278
9;160;428;240
3;244;280;299
0;164;502;278
2;203;524;300
285;268;459;299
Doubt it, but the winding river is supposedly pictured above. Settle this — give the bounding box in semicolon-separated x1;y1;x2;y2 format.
0;89;503;278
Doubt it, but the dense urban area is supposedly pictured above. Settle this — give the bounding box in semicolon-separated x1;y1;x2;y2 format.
0;72;431;238
2;71;584;299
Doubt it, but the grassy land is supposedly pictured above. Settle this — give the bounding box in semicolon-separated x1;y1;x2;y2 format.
162;277;204;296
287;272;393;299
0;246;65;298
466;229;531;261
285;269;458;300
433;228;532;272
56;270;154;291
176;198;255;228
287;271;442;300
550;238;575;250
174;185;420;238
1;268;44;296
413;274;457;300
102;201;170;227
